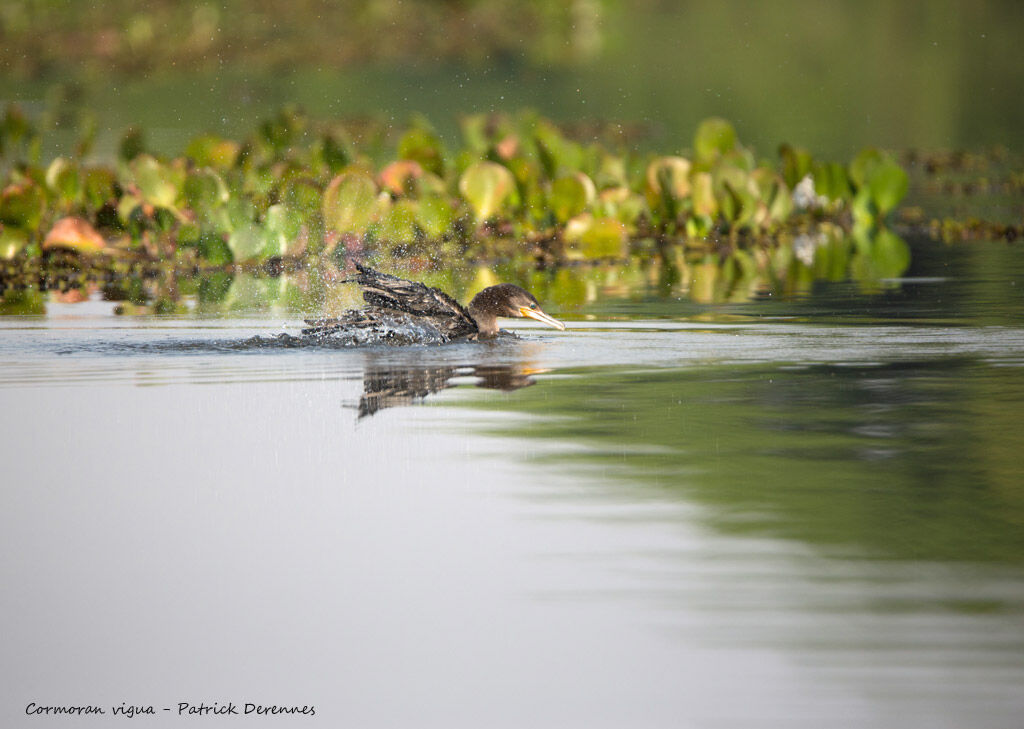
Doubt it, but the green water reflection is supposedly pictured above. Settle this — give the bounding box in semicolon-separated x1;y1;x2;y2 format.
464;358;1024;568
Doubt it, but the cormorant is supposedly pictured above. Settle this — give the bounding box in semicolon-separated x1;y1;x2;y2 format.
302;264;565;344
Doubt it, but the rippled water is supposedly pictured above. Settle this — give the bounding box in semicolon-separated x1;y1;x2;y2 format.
3;256;1024;727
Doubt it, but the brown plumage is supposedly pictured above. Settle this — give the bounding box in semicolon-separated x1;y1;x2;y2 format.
302;264;565;344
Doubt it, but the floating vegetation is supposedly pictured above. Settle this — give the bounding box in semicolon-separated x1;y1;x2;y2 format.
1;103;1017;314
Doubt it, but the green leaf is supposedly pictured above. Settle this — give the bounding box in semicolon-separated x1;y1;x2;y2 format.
197;233;233;265
812;161;852;202
458;161;515;222
871;229;911;278
694;118;737;164
867;158;909;216
0;181;45;230
377;200;418;243
184;169;229;222
227;222;266;262
322;172;378;234
415;195;454;239
397;127;446;176
130;154;183;210
564;214;627;259
42;216;106;254
779;144;813;189
549;175;590;223
185;135;240;168
691;171;717;218
263;203;304;257
0;226;28;259
45;157;83;205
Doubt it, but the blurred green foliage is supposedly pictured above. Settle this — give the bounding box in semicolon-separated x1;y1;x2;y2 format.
0;0;605;77
0;104;913;273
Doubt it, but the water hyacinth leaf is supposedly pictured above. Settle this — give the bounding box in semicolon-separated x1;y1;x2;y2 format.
264;203;304;257
851;189;876;232
119;127;145;162
322;172;377;234
197;232;233;265
867;157;909;216
42;216;106;254
377;199;418;243
184;169;229;220
283;177;322;220
227;222;266;262
416;172;448;197
750;169;793;225
459;161;515;222
645;156;691;213
534;120;583;177
318;132;351;173
694;118;737;164
458;113;489;155
131;154;183;209
595;154;628;188
848;148;885;188
82;167;117;209
379;160;424;196
185;135;240;168
45;157;82;204
117;193;143;224
870;229;911;278
0;181;46;229
415;194;454;239
779;144;813;189
812;161;852;202
550;174;591;223
226;196;258;232
397;127;445;176
691;171;717;218
564;214;627;259
0;227;28;259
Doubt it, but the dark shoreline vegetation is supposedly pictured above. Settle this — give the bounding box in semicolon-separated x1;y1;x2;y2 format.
0;103;1020;315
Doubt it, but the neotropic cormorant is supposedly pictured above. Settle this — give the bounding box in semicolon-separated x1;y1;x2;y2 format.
303;264;565;344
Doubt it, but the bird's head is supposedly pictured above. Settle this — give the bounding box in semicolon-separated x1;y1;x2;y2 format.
469;284;565;332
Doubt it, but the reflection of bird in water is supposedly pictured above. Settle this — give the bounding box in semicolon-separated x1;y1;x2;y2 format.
357;364;536;418
303;264;565;345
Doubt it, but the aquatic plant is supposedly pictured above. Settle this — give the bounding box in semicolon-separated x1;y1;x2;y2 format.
0;104;920;272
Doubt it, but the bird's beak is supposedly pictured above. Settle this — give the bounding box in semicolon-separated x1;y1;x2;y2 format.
519;306;566;331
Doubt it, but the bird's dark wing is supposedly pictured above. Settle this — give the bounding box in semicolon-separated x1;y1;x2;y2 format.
303;264;477;342
353;264;478;338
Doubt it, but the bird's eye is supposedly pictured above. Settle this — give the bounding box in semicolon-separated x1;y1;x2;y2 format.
530;303;537;309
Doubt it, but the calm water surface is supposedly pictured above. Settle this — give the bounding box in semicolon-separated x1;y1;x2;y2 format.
2;266;1024;727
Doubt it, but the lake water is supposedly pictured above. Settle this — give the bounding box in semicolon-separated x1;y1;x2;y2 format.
2;239;1024;728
